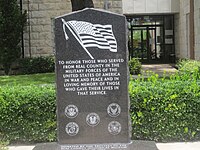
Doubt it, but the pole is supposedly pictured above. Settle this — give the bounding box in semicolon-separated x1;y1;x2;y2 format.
20;0;24;58
190;0;195;59
27;0;32;58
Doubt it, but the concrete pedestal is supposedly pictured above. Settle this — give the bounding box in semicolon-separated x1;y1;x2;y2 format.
33;141;158;150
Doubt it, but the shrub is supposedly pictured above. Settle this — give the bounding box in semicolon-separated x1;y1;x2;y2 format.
128;58;142;75
0;133;8;150
129;72;200;142
0;85;56;143
177;59;200;74
0;141;8;150
19;56;55;75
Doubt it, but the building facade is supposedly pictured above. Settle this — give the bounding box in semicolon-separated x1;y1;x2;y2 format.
22;0;200;62
22;0;122;58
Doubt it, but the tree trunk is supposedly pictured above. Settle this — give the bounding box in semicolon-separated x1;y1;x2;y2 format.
71;0;94;11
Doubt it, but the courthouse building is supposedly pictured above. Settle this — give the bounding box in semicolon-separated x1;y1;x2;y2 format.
21;0;200;63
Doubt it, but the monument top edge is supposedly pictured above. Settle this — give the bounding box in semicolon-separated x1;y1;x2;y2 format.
55;8;125;20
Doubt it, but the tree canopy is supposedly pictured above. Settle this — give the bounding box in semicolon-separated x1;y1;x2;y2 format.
0;0;26;75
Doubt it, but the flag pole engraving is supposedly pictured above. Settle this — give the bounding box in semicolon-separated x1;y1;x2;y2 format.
62;20;69;41
62;19;94;59
62;18;117;59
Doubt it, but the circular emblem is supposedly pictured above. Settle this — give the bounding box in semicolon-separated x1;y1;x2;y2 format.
65;105;78;118
65;122;79;136
107;103;121;117
108;121;121;135
86;113;100;127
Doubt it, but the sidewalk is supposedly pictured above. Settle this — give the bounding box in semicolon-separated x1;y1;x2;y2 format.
156;142;200;150
141;64;177;76
8;142;200;150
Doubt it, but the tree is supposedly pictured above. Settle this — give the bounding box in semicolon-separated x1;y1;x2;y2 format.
0;0;26;75
70;0;94;11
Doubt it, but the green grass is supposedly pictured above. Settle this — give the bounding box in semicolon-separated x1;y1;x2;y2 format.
0;73;55;86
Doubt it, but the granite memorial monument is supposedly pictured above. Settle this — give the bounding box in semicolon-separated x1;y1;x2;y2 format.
33;8;158;150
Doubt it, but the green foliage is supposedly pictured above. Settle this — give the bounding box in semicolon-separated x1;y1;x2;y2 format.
19;56;55;75
133;30;147;41
0;0;27;75
129;71;200;142
128;58;142;75
0;85;56;143
0;71;200;143
0;142;8;150
0;133;8;150
177;59;200;74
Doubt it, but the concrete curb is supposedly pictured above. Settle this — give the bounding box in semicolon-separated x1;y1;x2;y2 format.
8;145;35;150
8;142;200;150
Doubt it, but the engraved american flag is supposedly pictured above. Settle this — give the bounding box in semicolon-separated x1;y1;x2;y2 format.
63;20;117;53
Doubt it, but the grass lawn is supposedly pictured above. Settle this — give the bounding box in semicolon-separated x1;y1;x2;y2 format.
0;73;55;86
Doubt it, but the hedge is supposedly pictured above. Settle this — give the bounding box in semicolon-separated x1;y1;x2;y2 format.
0;139;8;150
18;56;55;75
129;72;200;142
0;85;56;143
0;72;200;143
176;59;200;74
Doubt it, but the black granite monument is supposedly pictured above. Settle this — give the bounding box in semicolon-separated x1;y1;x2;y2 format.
33;8;158;150
55;8;130;145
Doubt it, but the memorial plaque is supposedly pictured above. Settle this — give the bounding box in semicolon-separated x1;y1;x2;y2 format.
55;8;130;146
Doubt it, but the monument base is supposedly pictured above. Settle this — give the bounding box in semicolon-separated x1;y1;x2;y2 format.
33;141;158;150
